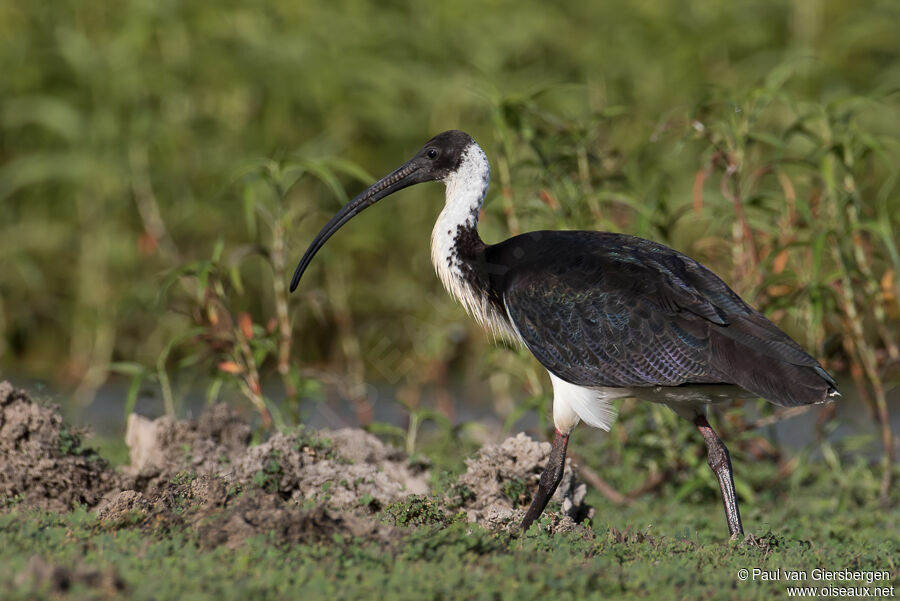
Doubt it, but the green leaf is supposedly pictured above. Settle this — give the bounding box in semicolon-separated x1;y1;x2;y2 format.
0;153;99;201
732;475;755;503
301;160;348;204
123;373;144;420
747;131;785;148
326;157;374;185
206;379;223;405
242;187;259;238
366;422;406;447
109;362;146;377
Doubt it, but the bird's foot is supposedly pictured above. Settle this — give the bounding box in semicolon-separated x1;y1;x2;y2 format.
739;531;787;553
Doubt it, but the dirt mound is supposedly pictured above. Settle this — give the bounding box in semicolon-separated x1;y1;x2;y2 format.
451;432;593;532
122;404;251;491
229;429;429;511
0;381;117;511
122;407;429;511
2;381;592;542
98;475;396;549
99;410;428;546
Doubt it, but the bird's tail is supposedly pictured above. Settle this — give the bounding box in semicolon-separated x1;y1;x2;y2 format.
708;314;839;407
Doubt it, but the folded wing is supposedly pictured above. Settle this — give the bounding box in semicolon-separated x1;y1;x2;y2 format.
494;231;836;407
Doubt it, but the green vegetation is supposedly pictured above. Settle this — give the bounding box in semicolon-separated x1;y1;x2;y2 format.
2;384;897;599
3;0;898;483
383;495;451;527
2;0;896;422
1;454;896;601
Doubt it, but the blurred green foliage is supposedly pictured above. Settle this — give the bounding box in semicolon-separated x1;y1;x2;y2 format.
1;0;898;446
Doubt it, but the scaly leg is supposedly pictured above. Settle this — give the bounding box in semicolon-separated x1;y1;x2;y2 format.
694;414;744;538
520;429;569;532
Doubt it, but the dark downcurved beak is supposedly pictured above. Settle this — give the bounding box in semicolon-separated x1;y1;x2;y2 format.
290;158;425;292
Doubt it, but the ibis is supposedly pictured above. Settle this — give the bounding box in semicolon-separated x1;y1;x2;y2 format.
290;130;838;537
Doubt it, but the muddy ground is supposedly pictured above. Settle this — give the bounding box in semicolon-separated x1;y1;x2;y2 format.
0;381;592;549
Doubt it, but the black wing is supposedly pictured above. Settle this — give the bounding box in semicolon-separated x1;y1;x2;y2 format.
489;231;836;407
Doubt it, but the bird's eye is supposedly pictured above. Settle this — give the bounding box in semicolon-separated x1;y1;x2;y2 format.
426;148;438;159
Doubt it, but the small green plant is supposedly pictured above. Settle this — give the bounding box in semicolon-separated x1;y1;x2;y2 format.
0;495;24;510
57;426;82;456
501;477;529;508
382;495;449;527
358;493;378;510
171;471;196;486
443;483;476;511
251;453;284;494
56;427;105;465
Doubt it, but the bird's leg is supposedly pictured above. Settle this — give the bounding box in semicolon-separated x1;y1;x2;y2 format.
694;414;744;539
520;429;569;532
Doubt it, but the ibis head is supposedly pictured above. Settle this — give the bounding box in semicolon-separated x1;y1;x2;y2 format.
290;130;476;292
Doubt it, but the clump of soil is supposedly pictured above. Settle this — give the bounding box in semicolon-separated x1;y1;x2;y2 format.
123;407;429;511
121;404;251;492
98;475;396;550
229;429;429;511
0;381;116;511
451;432;593;533
99;408;429;546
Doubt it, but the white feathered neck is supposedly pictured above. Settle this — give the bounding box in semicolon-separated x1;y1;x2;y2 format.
429;143;517;341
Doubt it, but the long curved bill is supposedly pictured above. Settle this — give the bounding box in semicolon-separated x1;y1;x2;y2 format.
290;158;425;292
